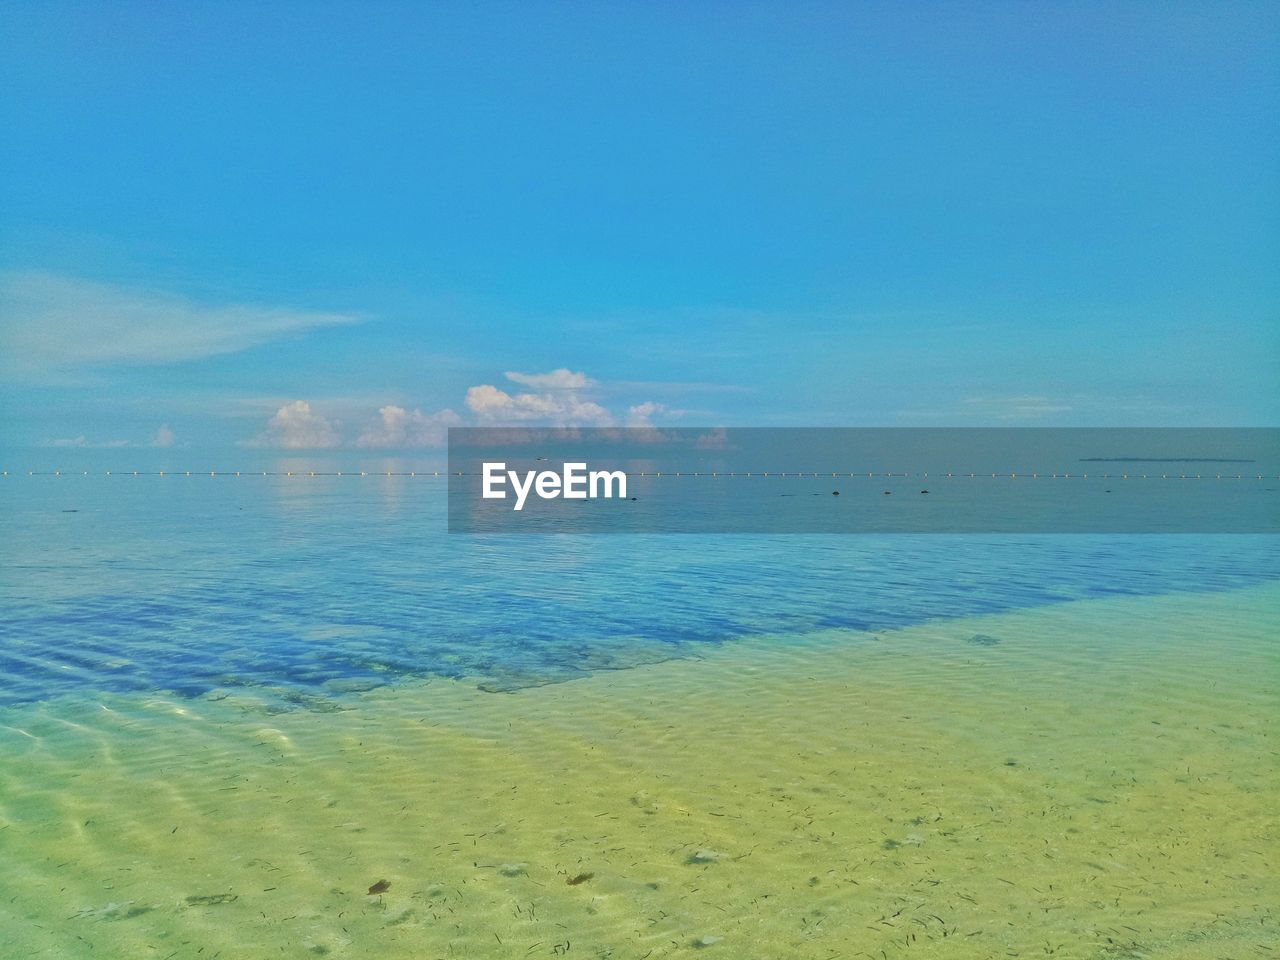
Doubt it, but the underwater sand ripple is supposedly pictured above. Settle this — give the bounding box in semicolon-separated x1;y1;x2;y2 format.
0;584;1276;959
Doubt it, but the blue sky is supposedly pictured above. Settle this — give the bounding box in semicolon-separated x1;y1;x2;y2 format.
1;1;1277;456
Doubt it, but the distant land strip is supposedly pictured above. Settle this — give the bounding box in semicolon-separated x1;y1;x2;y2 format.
1079;457;1256;463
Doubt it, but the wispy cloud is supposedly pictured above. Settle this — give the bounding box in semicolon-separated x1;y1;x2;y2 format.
961;395;1076;420
0;271;358;378
609;379;752;396
38;423;177;449
894;392;1197;424
503;368;595;390
42;435;89;448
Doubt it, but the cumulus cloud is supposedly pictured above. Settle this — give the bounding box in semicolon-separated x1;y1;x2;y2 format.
246;400;340;448
152;424;176;448
460;369;687;429
0;271;357;378
229;368;687;448
626;401;680;427
465;373;614;426
357;405;461;448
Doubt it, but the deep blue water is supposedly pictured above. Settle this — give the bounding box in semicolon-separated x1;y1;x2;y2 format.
2;474;1278;707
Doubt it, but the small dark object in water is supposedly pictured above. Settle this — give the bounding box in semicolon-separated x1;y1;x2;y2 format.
566;872;594;885
832;490;839;496
62;508;79;512
186;893;238;906
883;490;891;495
686;849;724;864
882;838;901;850
920;489;929;494
367;879;391;895
966;633;1000;646
629;497;637;501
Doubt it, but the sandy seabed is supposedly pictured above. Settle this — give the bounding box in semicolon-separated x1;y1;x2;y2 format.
1;583;1276;959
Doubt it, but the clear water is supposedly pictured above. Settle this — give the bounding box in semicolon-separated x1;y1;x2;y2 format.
2;474;1278;959
2;474;1277;705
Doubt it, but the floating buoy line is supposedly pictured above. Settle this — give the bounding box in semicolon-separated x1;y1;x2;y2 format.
6;470;1276;481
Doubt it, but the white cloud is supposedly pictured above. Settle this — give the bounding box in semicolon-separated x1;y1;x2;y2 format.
612;379;751;396
246;400;340;449
694;427;731;450
152;424;176;448
626;401;676;427
0;271;357;377
895;392;1198;424
504;368;595;390
243;369;621;447
465;377;614;426
463;369;695;429
961;395;1075;420
357;405;461;448
218;369;698;448
40;435;131;448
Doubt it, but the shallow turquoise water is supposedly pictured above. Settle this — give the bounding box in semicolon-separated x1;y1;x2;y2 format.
2;470;1278;960
2;473;1277;706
